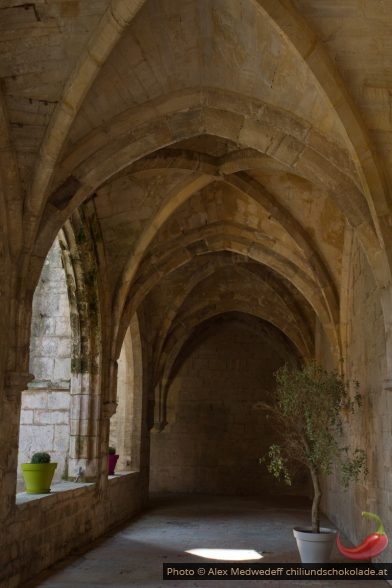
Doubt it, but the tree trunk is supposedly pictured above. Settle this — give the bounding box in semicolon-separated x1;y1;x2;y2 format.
309;466;321;533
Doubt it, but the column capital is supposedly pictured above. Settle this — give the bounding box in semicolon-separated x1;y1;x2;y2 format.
102;400;117;419
4;371;34;401
151;419;168;432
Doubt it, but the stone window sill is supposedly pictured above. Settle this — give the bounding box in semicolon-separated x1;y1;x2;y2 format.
108;469;139;481
15;471;139;506
16;480;95;505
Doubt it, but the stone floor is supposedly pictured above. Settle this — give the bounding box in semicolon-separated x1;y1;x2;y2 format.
26;495;388;587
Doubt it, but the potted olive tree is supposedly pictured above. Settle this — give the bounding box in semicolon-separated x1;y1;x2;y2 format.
257;362;367;563
21;452;57;494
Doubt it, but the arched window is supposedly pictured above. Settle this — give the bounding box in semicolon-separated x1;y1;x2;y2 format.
109;315;143;473
17;238;72;490
17;209;103;492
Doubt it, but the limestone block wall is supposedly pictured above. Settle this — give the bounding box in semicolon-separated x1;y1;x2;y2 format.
17;387;71;489
319;235;391;562
18;239;72;489
150;317;306;496
28;239;72;387
2;474;146;588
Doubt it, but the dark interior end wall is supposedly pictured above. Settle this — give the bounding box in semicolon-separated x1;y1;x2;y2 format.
149;312;307;496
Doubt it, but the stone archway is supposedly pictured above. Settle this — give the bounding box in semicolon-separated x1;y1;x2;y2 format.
58;211;103;481
109;313;143;472
150;312;303;495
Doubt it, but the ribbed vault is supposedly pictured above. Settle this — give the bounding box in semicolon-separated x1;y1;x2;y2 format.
3;0;392;580
4;0;388;381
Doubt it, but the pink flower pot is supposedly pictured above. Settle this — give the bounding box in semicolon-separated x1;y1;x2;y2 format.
108;453;119;475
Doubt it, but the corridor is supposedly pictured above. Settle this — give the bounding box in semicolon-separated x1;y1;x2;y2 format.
26;495;387;588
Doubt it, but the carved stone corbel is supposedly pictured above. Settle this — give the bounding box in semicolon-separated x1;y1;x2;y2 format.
102;400;117;419
151;419;168;432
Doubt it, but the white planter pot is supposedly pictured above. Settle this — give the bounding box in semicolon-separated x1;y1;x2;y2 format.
293;527;337;563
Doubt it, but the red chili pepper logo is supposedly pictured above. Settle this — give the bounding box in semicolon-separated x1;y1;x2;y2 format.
337;511;388;560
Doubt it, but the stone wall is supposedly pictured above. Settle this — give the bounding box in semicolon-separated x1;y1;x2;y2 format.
28;239;72;387
2;474;146;588
17;388;71;490
320;235;391;561
17;239;72;489
150;315;306;496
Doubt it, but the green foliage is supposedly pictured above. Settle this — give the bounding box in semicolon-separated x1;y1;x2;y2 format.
259;362;367;530
271;362;364;477
108;446;116;455
341;448;368;488
265;444;292;486
31;452;51;464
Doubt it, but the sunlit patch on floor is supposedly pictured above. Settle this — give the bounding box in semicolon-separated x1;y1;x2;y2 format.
186;548;263;561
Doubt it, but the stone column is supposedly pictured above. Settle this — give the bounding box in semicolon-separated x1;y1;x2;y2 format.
0;371;33;521
152;382;166;432
68;372;101;482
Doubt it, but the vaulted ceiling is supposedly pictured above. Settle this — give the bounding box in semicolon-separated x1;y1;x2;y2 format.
2;0;392;372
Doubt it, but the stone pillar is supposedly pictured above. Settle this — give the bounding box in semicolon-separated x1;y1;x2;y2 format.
152;382;166;432
0;372;33;521
68;372;100;481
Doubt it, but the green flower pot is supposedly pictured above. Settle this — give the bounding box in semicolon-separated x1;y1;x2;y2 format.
21;463;57;494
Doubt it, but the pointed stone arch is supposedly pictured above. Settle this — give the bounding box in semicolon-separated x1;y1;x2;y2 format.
117;225;338;360
153;306;304;432
109;313;144;472
151;254;315;374
58;209;103;481
27;0;148;226
27;91;392;386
